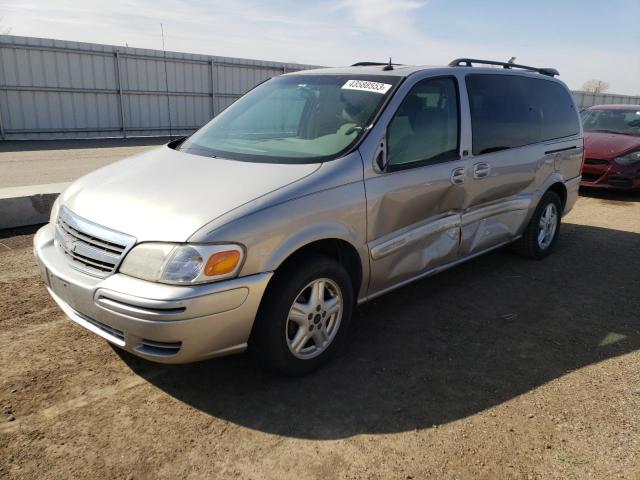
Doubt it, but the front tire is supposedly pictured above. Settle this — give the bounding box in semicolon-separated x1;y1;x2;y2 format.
513;190;562;259
249;255;354;375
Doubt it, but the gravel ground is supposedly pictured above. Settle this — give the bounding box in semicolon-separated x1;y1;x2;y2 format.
1;190;639;480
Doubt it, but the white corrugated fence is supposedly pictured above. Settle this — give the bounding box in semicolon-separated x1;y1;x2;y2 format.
571;90;640;109
0;35;318;140
1;35;638;140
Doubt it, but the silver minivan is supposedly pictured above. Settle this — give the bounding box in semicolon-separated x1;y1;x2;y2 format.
34;58;583;374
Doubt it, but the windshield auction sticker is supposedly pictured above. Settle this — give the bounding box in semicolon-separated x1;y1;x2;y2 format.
342;79;392;94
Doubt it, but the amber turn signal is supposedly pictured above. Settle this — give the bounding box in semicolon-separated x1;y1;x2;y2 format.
204;250;241;276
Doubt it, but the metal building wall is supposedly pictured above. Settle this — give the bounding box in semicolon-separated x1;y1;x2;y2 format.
0;35;318;140
572;91;640;109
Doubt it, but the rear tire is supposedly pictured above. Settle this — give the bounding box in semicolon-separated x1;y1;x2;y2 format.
249;255;353;375
513;190;562;259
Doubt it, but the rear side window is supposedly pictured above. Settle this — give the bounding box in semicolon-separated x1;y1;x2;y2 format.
466;74;580;155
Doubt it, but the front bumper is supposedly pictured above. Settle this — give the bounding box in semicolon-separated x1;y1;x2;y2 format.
580;160;640;190
34;223;273;363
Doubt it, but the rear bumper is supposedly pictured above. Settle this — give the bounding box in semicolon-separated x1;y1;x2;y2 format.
34;223;272;363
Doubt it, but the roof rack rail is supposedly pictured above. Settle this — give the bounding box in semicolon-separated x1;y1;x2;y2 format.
449;58;559;77
351;61;403;67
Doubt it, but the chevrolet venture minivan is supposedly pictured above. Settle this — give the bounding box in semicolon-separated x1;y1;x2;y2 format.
34;58;583;374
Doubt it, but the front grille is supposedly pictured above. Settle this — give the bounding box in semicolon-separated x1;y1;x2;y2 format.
584;158;609;165
580;172;602;183
607;177;632;188
55;207;136;277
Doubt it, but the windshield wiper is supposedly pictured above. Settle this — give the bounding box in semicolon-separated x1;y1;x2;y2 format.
180;145;217;158
479;146;510;154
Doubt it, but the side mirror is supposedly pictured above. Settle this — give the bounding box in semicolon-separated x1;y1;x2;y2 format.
374;136;388;172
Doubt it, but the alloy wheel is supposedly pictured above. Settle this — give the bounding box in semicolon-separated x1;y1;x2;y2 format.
537;203;558;250
285;278;343;360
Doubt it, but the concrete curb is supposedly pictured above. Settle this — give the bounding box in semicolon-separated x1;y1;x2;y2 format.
0;183;69;229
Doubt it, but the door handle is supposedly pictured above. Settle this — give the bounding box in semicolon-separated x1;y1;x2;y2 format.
450;167;465;185
473;162;491;178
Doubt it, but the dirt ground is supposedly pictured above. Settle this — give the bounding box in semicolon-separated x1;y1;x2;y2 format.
1;189;639;480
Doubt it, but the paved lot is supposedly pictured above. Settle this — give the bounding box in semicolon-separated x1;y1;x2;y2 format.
1;191;639;479
0;138;170;188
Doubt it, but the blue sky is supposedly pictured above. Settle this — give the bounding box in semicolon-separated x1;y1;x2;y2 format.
1;0;639;94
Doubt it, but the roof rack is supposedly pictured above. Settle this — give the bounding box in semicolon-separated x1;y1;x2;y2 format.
449;58;559;77
352;62;387;67
352;61;403;67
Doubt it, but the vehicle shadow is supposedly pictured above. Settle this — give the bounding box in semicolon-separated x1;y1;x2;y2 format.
579;186;640;203
118;222;640;439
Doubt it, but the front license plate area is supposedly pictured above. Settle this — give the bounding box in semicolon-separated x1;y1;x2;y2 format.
48;271;84;312
48;270;68;298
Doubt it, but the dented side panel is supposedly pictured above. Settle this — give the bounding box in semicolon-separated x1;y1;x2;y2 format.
368;212;461;293
364;161;467;294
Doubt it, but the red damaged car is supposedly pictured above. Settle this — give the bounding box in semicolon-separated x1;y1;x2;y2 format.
580;104;640;190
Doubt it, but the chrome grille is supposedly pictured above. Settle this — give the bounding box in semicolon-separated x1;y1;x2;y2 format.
55;206;136;277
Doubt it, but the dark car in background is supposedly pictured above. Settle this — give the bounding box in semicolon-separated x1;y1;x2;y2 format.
580;105;640;190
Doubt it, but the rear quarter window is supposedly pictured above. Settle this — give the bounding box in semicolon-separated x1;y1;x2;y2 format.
466;74;580;155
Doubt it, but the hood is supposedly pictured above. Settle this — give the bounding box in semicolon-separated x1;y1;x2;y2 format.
584;131;640;159
60;146;320;242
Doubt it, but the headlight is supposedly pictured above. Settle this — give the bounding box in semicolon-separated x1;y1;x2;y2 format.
615;150;640;166
119;243;244;285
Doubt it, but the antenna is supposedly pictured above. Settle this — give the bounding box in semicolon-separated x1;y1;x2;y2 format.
508;57;516;64
383;57;394;71
160;23;173;140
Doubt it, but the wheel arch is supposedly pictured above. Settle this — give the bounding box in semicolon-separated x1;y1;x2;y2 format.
269;232;369;299
531;174;569;219
546;181;567;211
273;237;365;301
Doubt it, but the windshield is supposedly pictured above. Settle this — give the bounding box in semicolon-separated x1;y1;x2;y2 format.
179;74;400;163
581;108;640;136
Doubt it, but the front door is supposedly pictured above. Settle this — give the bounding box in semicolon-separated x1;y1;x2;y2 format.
364;76;467;296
